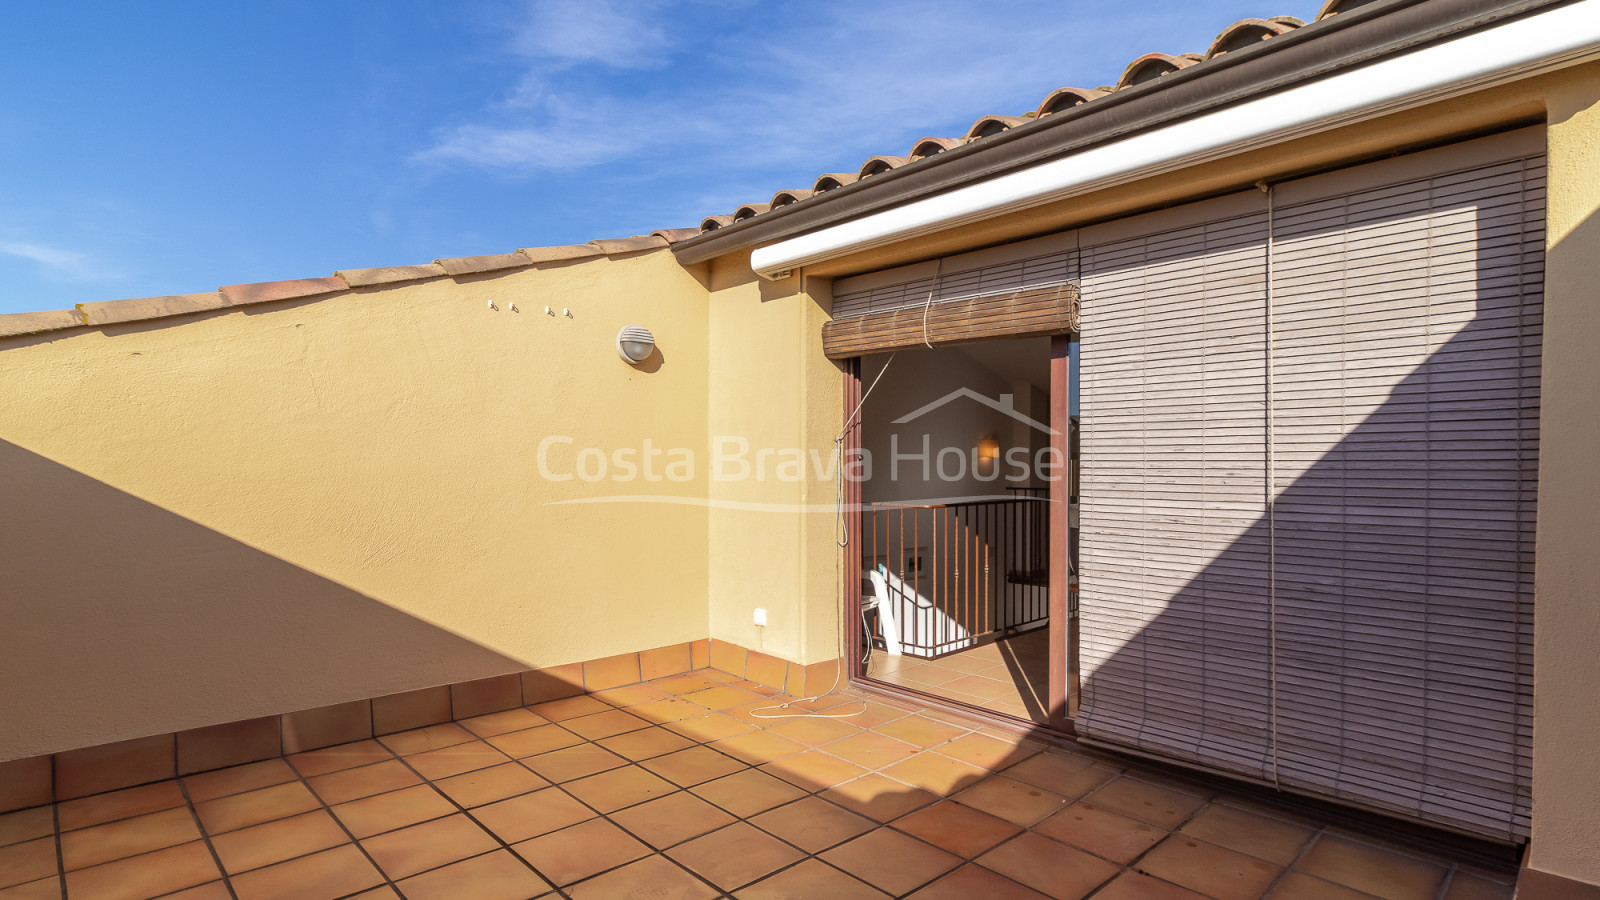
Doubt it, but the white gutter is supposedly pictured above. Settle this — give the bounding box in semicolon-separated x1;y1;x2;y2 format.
752;0;1600;280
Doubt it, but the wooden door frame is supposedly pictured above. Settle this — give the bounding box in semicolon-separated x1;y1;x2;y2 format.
842;342;1075;736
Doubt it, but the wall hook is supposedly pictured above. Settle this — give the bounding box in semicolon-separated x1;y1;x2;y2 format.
563;308;573;318
487;299;498;311
544;305;554;316
508;300;519;313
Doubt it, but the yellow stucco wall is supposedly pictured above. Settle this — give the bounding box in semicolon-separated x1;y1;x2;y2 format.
704;255;843;666
1529;70;1600;887
0;250;711;760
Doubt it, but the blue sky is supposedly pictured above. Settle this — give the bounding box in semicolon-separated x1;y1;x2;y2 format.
0;0;1319;315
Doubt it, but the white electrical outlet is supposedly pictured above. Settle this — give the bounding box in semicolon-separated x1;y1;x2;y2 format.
753;608;767;627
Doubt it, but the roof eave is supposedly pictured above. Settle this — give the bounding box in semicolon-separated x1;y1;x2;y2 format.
670;0;1567;267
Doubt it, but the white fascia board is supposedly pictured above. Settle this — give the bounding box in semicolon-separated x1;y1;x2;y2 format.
752;0;1600;279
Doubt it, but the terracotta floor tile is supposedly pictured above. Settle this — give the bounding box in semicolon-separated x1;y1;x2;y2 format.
663;712;757;743
229;843;383;900
1092;871;1212;900
882;751;989;796
0;876;60;900
1033;801;1167;864
182;760;299;809
666;822;804;891
530;695;613;721
486;724;585;759
905;864;1052;899
162;881;235;900
195;781;321;834
331;784;457;839
937;733;1035;770
875;715;969;749
710;730;808;765
344;888;402;900
1179;802;1316;866
632;697;714;725
821;826;962;895
1085;776;1208;829
563;765;676;813
513;816;650;885
306;759;421;805
825;731;922;770
474;787;595;844
591;684;672;709
61;806;200;870
849;701;914;730
210;809;349;874
460;707;547;738
608;791;737;850
999;752;1114;799
820;772;940;822
651;673;723;695
360;812;498;880
57;780;187;830
691;769;806;817
942;675;1022;700
1295;834;1448;900
0;810;52;849
1266;871;1381;899
405;740;511;781
377;722;476;757
893;665;966;687
519;744;627;783
399;849;550;900
761;750;870;791
433;761;548;808
564;854;718;900
0;839;55;890
736;858;889;899
750;795;875;853
977;832;1121;900
766;717;862;747
893;799;1022;858
686;685;767;711
562;709;652;741
1138;835;1283;900
287;740;393;778
64;841;221;900
953;775;1069;827
597;726;695;761
641;746;747;787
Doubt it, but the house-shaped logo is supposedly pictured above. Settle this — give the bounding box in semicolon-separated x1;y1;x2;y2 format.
892;388;1058;435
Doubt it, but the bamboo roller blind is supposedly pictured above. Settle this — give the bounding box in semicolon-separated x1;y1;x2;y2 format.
1076;152;1541;842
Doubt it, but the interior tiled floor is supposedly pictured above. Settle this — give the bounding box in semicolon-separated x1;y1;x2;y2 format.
868;629;1050;723
0;669;1516;900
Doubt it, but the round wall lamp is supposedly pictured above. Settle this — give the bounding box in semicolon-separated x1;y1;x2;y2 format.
616;325;656;364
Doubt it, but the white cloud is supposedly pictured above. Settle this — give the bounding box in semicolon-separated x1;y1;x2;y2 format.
417;0;1324;188
0;241;122;283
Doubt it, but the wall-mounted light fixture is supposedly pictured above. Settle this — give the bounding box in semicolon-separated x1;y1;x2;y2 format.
977;435;1000;463
616;325;656;364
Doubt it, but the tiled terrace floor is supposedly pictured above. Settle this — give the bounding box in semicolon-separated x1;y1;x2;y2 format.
868;628;1050;723
0;670;1516;900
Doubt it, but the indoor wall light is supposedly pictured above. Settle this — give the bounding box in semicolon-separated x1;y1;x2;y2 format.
616;325;656;364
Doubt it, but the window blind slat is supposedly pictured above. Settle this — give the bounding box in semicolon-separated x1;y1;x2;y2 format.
1077;151;1541;842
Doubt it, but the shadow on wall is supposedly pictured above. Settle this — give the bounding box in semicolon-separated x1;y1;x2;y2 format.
0;440;525;761
1078;164;1541;844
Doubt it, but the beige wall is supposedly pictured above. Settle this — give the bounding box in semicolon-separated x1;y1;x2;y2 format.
704;257;843;666
0;249;711;760
1529;70;1600;886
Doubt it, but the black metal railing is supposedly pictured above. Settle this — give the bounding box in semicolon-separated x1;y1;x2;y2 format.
863;496;1050;658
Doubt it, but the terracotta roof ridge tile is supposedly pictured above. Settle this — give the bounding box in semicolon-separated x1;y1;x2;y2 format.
78;292;229;327
651;228;701;244
518;244;605;264
219;276;349;307
434;251;533;277
337;263;449;288
589;235;669;254
0;308;87;339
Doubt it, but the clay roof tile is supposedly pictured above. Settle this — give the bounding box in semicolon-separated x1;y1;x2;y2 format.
1116;52;1200;89
770;189;814;208
908;137;964;159
965;115;1029;140
732;203;771;221
700;214;736;233
1206;18;1299;58
858;156;910;178
1034;86;1112;117
812;173;859;193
